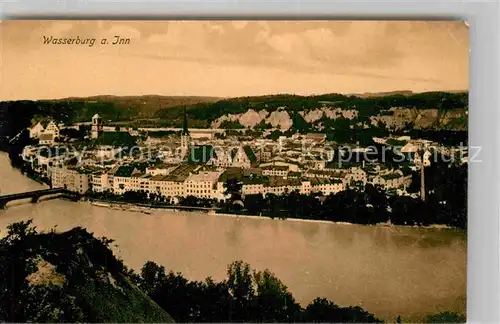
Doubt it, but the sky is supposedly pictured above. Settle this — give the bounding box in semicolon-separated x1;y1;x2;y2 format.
0;20;469;100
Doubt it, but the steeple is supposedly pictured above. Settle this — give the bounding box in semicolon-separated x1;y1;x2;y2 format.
182;106;189;136
180;106;190;160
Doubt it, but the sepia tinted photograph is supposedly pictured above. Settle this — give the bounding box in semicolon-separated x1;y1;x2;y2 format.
0;20;468;323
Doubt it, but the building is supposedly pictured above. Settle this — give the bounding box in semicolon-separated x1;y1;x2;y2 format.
148;164;199;198
259;159;301;172
39;133;55;146
305;133;327;144
180;107;191;159
149;175;185;198
34;147;68;176
309;177;345;195
263;176;303;196
347;167;367;185
146;164;178;176
304;168;347;180
257;144;275;163
372;173;412;190
188;145;216;165
95;145;122;160
44;120;60;138
414;150;432;167
261;165;289;177
184;170;224;200
51;166;90;194
91;172;110;193
30;119;60;141
91;114;103;139
29;122;45;139
113;165;146;195
241;177;265;196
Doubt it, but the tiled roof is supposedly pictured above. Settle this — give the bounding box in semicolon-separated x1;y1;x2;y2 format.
114;166;135;178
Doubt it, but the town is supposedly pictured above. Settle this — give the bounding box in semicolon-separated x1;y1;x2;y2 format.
19;108;468;214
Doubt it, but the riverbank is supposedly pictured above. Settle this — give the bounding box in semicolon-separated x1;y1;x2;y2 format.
85;197;458;231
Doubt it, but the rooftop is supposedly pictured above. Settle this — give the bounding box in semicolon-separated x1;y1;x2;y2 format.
186;171;222;184
261;165;289;171
113;166;135;178
308;177;344;186
266;176;302;187
39;133;54;141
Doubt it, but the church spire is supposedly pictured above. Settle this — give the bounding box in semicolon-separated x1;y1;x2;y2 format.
182;106;189;136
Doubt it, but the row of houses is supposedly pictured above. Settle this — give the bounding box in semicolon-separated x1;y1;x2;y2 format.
51;162;355;201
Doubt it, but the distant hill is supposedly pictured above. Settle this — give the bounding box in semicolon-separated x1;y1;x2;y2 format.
348;90;468;98
155;91;469;132
0;91;468;143
55;94;221;119
349;90;415;98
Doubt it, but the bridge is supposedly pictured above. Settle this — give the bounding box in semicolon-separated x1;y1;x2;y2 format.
0;188;78;209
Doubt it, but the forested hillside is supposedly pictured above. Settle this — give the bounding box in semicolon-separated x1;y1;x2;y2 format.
0;91;467;143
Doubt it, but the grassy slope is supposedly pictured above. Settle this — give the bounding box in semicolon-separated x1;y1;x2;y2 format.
0;224;175;323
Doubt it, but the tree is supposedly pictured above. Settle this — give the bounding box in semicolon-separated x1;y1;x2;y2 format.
302;298;382;323
252;269;301;322
226;261;254;321
223;178;243;211
139;261;167;295
243;194;265;214
0;220;39;322
425;312;466;323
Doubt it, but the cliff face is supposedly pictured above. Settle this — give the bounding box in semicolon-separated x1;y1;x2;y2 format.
0;220;175;323
369;107;467;130
211;106;467;132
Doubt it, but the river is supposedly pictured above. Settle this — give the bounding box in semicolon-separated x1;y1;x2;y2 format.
0;153;466;322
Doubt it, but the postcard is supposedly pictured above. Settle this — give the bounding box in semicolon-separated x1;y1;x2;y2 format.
0;20;468;323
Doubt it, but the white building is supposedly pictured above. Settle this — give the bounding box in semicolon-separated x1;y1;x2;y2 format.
51;166;90;194
91;114;103;139
44;120;60;138
149;175;185;198
30;120;60;142
184;170;224;200
91;172;110;193
29;122;45;139
261;165;289;177
309;177;345;195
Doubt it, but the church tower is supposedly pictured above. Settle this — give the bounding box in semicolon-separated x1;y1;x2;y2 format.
91;113;103;139
180;107;190;159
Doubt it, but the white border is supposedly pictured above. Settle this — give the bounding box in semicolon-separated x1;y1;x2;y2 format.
1;1;499;322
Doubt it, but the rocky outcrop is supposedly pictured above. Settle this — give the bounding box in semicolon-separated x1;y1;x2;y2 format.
370;108;467;130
